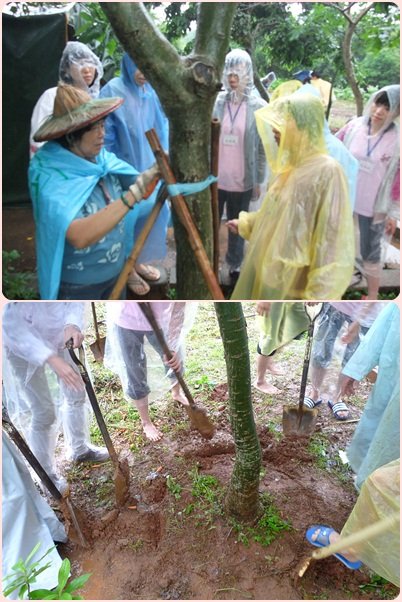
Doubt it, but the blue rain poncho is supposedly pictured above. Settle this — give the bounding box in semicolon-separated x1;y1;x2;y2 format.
100;53;170;263
342;303;400;489
28;141;139;300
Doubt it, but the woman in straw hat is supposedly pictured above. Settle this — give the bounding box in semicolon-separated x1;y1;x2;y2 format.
29;84;160;300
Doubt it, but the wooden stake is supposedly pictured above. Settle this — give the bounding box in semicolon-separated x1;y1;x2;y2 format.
145;128;225;300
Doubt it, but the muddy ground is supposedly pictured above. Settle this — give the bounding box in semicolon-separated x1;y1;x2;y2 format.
55;378;398;601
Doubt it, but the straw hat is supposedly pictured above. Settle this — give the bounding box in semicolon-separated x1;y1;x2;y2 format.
33;83;124;142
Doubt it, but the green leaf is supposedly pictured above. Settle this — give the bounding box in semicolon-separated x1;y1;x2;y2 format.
64;573;91;592
30;589;54;599
57;559;71;592
60;593;73;599
25;543;42;565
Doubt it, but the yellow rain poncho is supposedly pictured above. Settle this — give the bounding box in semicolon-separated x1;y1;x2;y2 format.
270;80;302;102
232;94;354;300
341;459;400;587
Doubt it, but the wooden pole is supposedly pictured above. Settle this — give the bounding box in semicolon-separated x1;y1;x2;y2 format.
145;128;225;300
211;118;221;277
109;185;168;300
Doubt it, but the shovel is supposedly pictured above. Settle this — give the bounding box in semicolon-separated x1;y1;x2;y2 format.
138;302;215;439
66;341;130;507
282;303;323;437
89;302;106;363
2;405;89;548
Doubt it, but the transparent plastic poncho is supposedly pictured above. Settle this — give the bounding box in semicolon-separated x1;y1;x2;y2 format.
104;302;198;404
59;41;104;99
222;48;254;102
232;94;354;300
341;459;400;587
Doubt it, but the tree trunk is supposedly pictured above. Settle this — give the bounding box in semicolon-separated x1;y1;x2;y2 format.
342;20;364;116
215;302;261;522
100;2;237;298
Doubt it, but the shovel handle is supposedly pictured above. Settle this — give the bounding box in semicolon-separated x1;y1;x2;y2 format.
138;303;196;408
312;513;400;560
109;184;168;300
66;341;118;464
91;302;102;344
145;128;224;300
2;417;62;501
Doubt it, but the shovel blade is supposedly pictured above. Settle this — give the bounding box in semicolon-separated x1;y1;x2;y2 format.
282;405;318;437
184;405;215;439
113;456;130;507
90;338;106;363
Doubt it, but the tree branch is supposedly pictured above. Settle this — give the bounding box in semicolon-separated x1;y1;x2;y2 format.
100;2;184;99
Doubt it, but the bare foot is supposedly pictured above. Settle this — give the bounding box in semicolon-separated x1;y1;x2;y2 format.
171;384;189;406
311;528;359;562
254;380;280;394
142;422;163;441
266;363;284;376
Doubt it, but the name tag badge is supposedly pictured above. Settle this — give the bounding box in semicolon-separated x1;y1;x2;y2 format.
359;158;374;173
223;134;239;146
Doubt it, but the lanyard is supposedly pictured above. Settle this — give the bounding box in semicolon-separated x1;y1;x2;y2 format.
367;122;385;157
227;99;244;133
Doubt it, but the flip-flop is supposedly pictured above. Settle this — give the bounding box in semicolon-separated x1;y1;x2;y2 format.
304;396;322;409
306;525;362;570
328;399;349;421
135;264;161;281
127;273;150;296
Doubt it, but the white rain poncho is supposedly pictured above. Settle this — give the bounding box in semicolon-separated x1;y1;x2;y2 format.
30;42;104;156
232;93;354;300
340;459;400;587
222;49;255;101
343;303;400;489
99;53;170;264
2;433;67;600
2;302;92;478
338;85;400;221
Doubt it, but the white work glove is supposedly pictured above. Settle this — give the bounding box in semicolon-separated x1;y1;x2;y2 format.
129;163;160;202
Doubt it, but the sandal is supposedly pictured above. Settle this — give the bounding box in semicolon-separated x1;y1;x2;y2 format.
306;525;362;570
304;396;322;409
127;272;150;296
328;399;349;421
135;263;161;281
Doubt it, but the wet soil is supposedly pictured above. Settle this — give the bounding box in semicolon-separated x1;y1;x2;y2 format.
56;382;398;600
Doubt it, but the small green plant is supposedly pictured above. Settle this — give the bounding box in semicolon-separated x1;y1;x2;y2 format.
166;474;182;499
359;573;398;599
230;494;292;548
2;250;38;299
192;374;216;392
308;435;328;470
128;539;144;552
3;543;91;599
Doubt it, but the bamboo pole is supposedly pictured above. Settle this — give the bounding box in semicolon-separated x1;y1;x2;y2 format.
109;185;168;300
145;128;225;300
210;118;221;277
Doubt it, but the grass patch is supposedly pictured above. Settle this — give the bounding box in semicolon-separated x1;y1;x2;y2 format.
359;573;399;599
230;493;292;547
308;434;329;470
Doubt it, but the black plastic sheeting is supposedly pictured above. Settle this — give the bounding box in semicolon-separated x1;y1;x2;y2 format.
3;12;68;205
